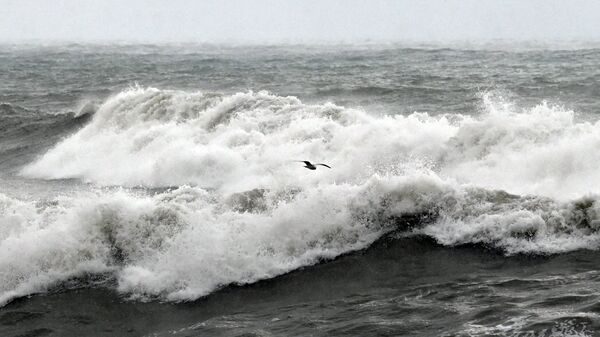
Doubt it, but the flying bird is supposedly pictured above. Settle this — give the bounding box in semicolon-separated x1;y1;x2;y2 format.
296;161;331;170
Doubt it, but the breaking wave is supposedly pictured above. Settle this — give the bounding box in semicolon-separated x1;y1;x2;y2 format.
3;87;600;305
2;174;600;307
21;87;600;199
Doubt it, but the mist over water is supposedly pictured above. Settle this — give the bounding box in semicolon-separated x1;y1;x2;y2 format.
3;1;600;43
2;44;600;336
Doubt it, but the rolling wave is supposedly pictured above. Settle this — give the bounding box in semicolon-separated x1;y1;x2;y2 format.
2;87;600;305
1;173;599;307
0;102;91;169
20;87;600;199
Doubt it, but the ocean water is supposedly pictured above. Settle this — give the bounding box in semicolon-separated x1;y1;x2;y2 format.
1;43;600;336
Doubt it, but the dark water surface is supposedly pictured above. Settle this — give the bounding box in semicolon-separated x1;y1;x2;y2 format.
4;238;600;337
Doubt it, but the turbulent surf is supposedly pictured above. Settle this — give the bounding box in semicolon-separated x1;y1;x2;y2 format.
1;44;600;336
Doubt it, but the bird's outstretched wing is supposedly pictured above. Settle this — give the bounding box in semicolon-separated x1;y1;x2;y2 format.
316;164;331;168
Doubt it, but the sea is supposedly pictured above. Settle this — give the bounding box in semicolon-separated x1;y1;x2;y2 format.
1;43;600;336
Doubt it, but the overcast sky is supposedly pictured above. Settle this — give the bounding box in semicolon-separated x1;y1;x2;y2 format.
2;0;600;43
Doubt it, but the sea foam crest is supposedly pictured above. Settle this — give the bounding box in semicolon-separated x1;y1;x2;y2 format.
2;171;600;306
21;87;600;199
6;87;600;305
0;173;438;306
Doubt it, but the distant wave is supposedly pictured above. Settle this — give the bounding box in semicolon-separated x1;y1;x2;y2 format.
0;102;36;118
0;102;90;169
2;87;600;306
316;86;397;96
0;101;93;134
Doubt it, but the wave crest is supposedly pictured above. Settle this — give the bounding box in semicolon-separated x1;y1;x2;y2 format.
2;171;600;306
8;87;600;305
21;88;600;200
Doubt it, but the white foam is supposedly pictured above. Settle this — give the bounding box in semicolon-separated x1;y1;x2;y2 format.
21;87;456;192
21;88;600;199
0;174;437;305
3;170;600;305
6;87;600;305
442;93;600;200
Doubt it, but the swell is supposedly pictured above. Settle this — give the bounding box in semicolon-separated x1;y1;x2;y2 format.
0;103;91;170
316;86;397;97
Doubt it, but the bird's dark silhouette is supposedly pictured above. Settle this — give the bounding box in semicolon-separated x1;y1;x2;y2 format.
296;161;331;170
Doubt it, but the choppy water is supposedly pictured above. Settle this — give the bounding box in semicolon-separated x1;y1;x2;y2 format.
2;43;600;336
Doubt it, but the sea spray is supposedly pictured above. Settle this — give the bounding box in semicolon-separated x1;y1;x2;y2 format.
21;88;600;199
4;87;600;306
2;171;600;306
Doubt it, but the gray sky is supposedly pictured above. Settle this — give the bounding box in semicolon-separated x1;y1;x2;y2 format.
2;0;600;43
